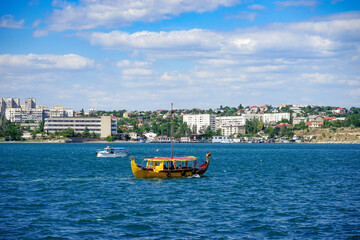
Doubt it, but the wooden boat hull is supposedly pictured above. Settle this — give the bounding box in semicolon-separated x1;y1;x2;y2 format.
131;153;211;178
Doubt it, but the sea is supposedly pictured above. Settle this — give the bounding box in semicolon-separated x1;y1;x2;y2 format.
0;143;359;239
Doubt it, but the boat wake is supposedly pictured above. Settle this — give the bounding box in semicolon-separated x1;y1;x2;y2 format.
187;174;201;178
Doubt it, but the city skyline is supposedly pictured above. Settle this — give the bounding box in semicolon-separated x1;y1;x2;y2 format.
1;0;360;111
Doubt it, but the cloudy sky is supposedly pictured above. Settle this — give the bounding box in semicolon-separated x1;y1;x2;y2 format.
0;0;359;111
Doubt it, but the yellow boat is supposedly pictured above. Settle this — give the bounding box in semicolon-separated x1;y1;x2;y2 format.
130;103;211;178
131;153;211;178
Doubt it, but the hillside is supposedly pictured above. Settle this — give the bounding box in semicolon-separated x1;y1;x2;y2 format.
294;127;360;144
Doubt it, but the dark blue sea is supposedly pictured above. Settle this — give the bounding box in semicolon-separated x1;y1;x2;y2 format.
1;143;360;239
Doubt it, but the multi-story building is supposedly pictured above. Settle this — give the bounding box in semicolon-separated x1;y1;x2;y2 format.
183;114;216;134
5;108;22;122
0;98;5;115
21;108;44;122
1;98;20;115
24;98;36;109
216;116;254;136
50;106;74;118
256;113;291;125
3;98;20;108
44;116;117;138
215;113;291;136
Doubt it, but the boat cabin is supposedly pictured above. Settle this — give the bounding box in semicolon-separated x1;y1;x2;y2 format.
143;157;197;172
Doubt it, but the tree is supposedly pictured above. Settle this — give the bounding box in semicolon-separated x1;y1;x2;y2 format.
216;129;222;136
245;120;256;134
63;128;76;137
2;123;23;141
346;114;360;127
204;126;216;139
105;135;114;142
82;127;91;138
91;132;98;139
39;120;45;132
297;121;307;132
264;126;273;135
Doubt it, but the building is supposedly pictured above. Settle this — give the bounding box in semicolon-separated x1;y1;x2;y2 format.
1;98;20;115
5;108;22;122
212;136;230;143
276;123;291;127
306;121;323;128
293;117;306;125
129;132;138;140
5;107;45;123
290;106;302;113
44;116;117;138
256;113;291;125
308;115;324;124
24;98;36;109
144;132;157;142
50;106;73;118
183;114;216;134
21;108;44;122
332;107;346;114
3;98;20;108
216;116;252;136
154;136;171;142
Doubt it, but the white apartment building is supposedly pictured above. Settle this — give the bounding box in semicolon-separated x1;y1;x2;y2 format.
5;108;22;122
215;113;291;136
21;109;44;122
183;114;216;134
24;98;36;109
50;106;74;118
255;113;290;125
1;98;20;115
44;116;117;138
216;115;254;136
6;107;44;122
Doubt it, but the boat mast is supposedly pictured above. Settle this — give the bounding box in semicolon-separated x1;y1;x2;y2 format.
170;103;173;159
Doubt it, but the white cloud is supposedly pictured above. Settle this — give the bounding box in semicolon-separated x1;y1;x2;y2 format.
33;29;48;37
301;73;334;84
276;0;319;8
116;60;152;68
247;4;266;10
39;0;240;32
0;54;95;70
246;65;286;73
350;88;360;97
83;12;360;60
0;15;24;28
122;68;153;76
226;11;258;22
86;29;221;52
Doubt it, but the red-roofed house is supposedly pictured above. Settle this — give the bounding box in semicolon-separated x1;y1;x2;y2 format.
250;106;258;113
332;107;345;114
237;109;245;115
324;117;337;121
276;123;291;127
306;121;323;128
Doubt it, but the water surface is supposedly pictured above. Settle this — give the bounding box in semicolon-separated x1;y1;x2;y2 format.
1;143;359;239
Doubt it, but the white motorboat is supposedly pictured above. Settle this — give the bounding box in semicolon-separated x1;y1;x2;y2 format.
96;146;129;158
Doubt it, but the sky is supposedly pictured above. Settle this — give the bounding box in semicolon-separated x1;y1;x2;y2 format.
0;0;360;111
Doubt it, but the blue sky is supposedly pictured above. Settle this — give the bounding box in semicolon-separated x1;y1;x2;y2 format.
0;0;360;111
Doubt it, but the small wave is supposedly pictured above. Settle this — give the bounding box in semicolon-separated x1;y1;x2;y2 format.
187;174;201;178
